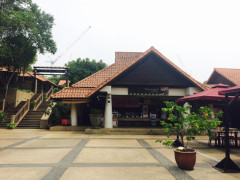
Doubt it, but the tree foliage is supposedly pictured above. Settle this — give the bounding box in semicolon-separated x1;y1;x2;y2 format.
0;34;37;72
0;0;56;54
0;0;56;111
65;58;107;85
157;101;222;149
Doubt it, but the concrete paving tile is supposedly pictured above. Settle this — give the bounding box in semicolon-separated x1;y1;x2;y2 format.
40;133;89;139
156;148;176;164
16;139;82;148
0;148;71;164
73;148;159;163
0;139;24;147
145;139;172;148
60;167;175;180
0;167;51;180
186;166;240;180
86;139;142;147
196;149;225;161
88;134;162;139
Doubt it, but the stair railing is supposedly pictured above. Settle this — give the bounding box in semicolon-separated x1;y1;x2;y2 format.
10;99;30;127
45;86;53;101
33;93;43;111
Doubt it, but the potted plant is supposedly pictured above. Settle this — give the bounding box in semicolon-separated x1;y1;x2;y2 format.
7;122;16;129
156;101;222;170
89;108;103;128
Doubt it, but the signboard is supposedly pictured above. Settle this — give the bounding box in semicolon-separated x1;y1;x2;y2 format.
129;87;168;96
112;97;140;107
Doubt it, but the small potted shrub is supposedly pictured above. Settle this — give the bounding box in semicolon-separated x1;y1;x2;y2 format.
7;122;16;129
156;101;222;170
89;108;103;128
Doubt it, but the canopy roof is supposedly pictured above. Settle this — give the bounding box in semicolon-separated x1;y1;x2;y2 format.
177;84;229;102
218;85;240;96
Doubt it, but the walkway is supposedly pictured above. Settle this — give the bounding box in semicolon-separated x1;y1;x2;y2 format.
0;129;239;180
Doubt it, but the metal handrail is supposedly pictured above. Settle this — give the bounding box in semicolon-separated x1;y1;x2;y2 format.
11;99;30;127
33;93;43;111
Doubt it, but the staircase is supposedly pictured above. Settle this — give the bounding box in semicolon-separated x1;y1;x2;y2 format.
0;101;26;128
17;101;50;129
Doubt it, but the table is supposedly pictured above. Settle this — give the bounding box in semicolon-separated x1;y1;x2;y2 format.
211;129;238;147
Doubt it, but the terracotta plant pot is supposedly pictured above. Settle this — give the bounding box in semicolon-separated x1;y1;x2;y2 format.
173;148;196;170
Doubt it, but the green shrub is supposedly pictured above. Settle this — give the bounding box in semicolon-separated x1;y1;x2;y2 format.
0;112;6;123
7;122;16;129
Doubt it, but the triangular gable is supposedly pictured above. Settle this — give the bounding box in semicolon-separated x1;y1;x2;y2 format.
111;52;196;87
207;68;240;86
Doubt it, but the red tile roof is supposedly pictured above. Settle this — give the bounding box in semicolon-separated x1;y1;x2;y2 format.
52;47;206;100
209;68;240;85
115;52;143;63
58;80;70;86
22;72;57;86
0;67;57;86
52;87;94;99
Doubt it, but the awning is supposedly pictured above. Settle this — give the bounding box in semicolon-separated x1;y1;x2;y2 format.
177;84;229;102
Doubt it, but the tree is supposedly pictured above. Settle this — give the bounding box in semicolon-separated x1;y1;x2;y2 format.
0;0;56;111
65;58;107;85
0;0;56;54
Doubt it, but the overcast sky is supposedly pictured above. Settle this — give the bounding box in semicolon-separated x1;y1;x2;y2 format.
33;0;240;83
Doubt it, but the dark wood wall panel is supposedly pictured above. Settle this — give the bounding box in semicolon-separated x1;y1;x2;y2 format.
207;72;235;86
111;53;195;87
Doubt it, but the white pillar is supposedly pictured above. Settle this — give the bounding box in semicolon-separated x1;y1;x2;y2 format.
104;94;113;128
183;102;190;129
71;103;77;126
183;102;191;116
209;104;215;118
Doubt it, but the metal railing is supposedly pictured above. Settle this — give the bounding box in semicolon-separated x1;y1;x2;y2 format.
33;93;43;111
45;86;53;101
11;99;30;127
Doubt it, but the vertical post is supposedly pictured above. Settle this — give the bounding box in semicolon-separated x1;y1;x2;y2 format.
224;95;230;159
27;99;30;111
34;70;37;94
71;103;77;126
104;94;113;128
66;69;69;87
41;82;43;94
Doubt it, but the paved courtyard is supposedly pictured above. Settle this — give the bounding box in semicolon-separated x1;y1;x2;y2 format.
0;129;239;180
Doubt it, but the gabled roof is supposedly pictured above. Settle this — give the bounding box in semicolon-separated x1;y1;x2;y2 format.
21;72;58;87
0;67;57;86
207;68;240;86
51;47;206;100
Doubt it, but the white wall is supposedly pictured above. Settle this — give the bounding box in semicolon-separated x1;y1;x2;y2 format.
185;87;201;96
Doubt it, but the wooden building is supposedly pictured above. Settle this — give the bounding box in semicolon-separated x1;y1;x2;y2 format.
207;68;240;87
51;47;206;128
